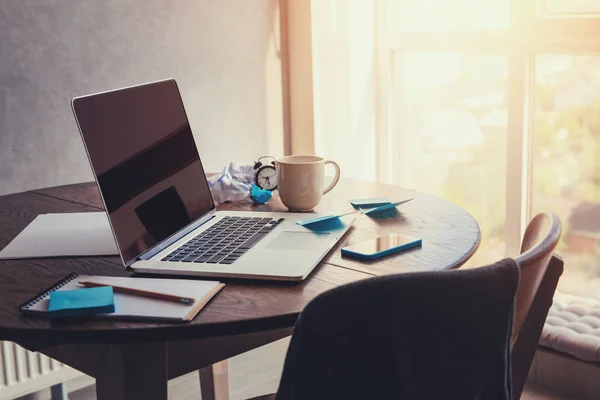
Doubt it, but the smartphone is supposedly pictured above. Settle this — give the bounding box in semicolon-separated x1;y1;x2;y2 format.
341;234;422;261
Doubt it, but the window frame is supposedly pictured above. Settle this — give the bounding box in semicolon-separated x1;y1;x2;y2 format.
376;0;600;256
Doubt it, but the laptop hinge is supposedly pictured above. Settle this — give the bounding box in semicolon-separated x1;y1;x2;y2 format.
131;210;217;264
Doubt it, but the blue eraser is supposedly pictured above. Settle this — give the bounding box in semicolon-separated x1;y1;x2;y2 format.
48;287;115;318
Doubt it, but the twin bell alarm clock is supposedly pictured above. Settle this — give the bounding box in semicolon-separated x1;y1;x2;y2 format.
253;156;278;191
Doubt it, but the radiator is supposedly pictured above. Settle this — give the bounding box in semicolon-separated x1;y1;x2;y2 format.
0;341;82;399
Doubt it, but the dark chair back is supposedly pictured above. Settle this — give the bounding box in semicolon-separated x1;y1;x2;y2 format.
273;260;520;400
511;212;563;399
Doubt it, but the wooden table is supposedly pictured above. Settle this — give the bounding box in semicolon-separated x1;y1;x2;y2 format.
0;179;480;400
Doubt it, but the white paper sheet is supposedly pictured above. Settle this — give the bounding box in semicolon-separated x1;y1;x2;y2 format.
0;212;119;259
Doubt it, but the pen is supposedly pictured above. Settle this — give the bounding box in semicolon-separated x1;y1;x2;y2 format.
78;281;195;305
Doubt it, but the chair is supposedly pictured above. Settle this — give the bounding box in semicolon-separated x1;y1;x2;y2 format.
250;212;562;400
253;259;520;400
511;212;563;398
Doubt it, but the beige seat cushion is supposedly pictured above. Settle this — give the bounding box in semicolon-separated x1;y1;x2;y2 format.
541;292;600;362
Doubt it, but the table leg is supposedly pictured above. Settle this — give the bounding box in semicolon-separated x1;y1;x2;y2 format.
95;342;168;400
199;360;230;400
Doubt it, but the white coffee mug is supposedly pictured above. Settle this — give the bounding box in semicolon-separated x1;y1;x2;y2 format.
276;155;341;211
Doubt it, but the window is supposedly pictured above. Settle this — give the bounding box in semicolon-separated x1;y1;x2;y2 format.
532;55;600;299
308;0;600;298
392;53;508;267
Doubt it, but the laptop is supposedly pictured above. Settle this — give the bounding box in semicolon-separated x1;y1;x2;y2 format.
71;79;354;281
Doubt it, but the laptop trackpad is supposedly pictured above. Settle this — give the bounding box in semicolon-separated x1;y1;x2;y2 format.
268;231;330;250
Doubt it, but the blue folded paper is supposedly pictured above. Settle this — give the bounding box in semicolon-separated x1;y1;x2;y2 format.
295;198;413;231
360;198;413;215
297;211;356;226
250;183;273;204
349;198;392;208
297;212;356;231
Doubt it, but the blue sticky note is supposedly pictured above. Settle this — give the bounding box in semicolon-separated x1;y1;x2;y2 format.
48;287;115;318
361;199;413;215
349;198;392;208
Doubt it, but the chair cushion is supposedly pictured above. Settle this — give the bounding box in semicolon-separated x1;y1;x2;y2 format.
541;291;600;362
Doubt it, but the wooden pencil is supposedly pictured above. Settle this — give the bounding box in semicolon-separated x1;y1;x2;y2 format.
78;281;195;305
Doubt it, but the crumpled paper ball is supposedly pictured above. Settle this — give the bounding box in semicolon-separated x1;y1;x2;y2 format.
207;163;255;203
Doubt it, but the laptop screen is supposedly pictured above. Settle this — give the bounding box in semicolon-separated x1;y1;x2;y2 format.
72;79;215;265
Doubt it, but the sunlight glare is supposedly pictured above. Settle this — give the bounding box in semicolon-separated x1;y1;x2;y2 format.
392;0;509;31
398;53;460;86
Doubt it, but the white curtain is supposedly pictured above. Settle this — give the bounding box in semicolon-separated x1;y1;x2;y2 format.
311;1;377;182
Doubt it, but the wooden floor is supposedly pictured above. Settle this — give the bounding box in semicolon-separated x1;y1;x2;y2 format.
44;337;583;400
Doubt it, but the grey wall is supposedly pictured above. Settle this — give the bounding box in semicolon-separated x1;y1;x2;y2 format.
0;0;283;196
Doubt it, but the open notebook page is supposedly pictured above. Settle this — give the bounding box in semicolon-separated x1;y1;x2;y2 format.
22;275;223;322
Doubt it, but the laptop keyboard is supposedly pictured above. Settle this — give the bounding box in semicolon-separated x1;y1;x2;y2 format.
162;216;284;265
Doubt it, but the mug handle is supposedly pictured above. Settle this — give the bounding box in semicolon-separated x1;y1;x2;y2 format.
323;160;341;195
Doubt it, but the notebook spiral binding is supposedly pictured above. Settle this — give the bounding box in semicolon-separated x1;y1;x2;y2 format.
19;272;80;312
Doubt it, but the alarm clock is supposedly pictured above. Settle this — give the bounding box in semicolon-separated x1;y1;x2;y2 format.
253;156;278;191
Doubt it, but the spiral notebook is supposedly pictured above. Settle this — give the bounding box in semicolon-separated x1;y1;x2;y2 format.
20;273;224;322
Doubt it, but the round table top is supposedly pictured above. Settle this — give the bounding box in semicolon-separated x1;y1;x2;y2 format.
0;179;480;345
